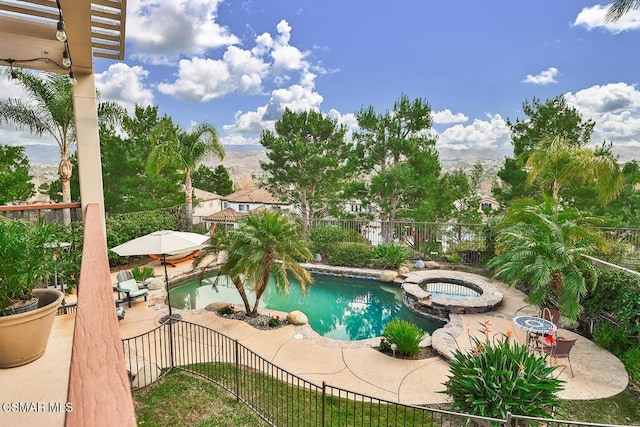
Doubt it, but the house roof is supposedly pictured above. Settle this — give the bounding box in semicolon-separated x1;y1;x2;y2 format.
193;188;220;201
221;187;287;205
204;207;244;221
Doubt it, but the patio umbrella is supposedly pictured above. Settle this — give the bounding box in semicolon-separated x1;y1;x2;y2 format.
110;230;210;323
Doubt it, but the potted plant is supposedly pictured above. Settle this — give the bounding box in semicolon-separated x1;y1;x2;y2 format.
0;218;65;368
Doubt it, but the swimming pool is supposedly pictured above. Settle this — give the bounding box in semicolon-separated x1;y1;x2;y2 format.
169;273;444;341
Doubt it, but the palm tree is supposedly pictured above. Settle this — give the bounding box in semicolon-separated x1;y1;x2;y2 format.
522;135;623;206
607;0;640;21
148;119;224;231
194;210;313;317
0;70;122;224
488;197;609;320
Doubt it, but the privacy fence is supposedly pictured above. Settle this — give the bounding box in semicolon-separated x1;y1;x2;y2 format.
122;319;624;427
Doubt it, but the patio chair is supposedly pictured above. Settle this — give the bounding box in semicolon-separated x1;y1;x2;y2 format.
540;306;562;329
543;336;577;377
116;301;125;321
116;278;149;307
116;270;135;283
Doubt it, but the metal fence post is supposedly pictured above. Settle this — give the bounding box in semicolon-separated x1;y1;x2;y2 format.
322;381;326;427
234;339;240;402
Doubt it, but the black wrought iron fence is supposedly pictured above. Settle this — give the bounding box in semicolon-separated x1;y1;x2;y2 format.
122;320;625;427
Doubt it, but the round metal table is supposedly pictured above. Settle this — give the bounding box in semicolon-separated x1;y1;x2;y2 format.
513;316;557;350
513;316;557;334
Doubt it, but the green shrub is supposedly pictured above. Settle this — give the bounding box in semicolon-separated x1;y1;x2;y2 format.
268;315;282;327
132;266;155;281
106;209;176;266
309;225;369;260
379;337;392;351
593;322;632;357
442;336;564;418
326;242;374;267
372;243;409;269
622;348;640;384
382;320;425;357
217;304;235;315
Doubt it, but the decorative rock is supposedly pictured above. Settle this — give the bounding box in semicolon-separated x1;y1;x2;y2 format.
313;253;322;262
424;261;441;269
379;270;399;283
287;310;309;325
146;277;164;290
414;259;425;269
398;266;410;275
205;301;230;312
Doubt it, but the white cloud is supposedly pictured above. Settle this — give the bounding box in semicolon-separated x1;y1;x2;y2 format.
522;67;558;85
574;4;640;34
432;109;468;124
437;114;511;150
157;50;269;102
95;63;154;112
127;0;239;64
158;19;318;103
0;72;30;100
224;84;324;134
565;82;640;147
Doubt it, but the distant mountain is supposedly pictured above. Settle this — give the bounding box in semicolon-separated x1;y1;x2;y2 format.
23;144;70;164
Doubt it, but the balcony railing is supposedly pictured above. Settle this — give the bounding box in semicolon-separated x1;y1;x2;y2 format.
0;202;82;223
65;203;136;426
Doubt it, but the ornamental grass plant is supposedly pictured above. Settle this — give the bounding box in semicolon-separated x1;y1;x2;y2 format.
382;319;425;357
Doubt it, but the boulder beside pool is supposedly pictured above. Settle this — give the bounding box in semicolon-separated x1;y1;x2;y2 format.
205;301;231;312
380;270;399;282
146;277;165;290
287;310;309;325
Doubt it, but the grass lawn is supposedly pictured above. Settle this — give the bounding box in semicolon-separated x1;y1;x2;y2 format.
134;370;640;426
133;371;268;427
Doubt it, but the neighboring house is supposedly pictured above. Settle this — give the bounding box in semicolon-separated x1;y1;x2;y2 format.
479;195;500;211
453;195;501;213
220;187;290;212
192;188;222;225
203;187;291;230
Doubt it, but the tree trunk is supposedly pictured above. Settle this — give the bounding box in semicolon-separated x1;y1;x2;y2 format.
185;168;193;232
59;154;72;226
232;276;252;314
251;261;272;316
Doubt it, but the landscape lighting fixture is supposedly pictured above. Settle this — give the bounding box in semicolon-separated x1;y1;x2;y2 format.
56;20;67;42
55;1;67;42
62;50;71;68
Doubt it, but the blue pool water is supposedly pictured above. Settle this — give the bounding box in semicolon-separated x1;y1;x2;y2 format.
169;273;444;341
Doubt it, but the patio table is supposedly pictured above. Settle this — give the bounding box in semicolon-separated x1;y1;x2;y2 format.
513;316;557;350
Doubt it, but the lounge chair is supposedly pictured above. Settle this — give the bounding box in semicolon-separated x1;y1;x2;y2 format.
543;336;577;377
148;249;202;267
116;278;149;307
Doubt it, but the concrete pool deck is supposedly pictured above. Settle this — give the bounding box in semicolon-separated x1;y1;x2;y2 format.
0;261;629;426
118;262;628;403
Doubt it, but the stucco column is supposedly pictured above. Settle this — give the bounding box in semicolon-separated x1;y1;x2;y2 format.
72;72;106;238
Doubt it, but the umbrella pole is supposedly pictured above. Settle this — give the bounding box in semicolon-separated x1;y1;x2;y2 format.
160;254;181;324
164;255;172;318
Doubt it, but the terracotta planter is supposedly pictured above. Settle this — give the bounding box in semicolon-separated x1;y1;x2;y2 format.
0;289;64;368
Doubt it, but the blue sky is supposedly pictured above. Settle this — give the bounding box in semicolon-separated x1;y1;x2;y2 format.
2;0;640;159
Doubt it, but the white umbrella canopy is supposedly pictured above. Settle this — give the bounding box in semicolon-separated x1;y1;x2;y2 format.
110;230;210;257
110;230;210;323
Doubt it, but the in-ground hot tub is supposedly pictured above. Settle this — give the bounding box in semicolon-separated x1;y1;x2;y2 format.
401;270;503;322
